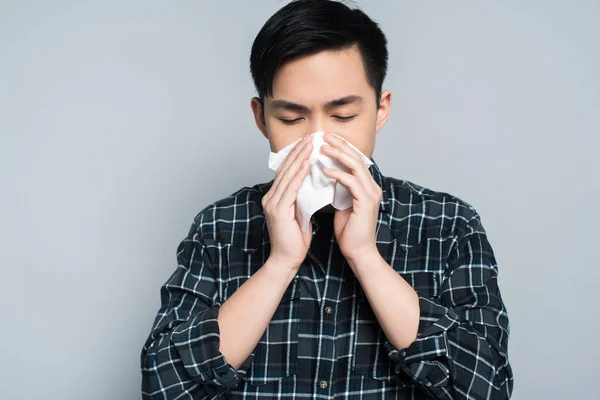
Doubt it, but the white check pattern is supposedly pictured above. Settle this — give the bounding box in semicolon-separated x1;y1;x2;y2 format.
141;161;513;399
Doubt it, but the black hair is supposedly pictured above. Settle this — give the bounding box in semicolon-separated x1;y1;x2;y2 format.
250;0;388;102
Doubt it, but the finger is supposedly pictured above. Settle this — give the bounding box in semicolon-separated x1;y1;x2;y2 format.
279;159;310;207
273;138;312;195
321;145;376;196
323;133;362;162
271;140;313;204
322;134;370;177
322;167;368;202
265;137;308;208
273;135;311;186
271;135;309;195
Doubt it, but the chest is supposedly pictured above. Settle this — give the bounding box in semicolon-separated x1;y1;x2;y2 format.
215;236;446;389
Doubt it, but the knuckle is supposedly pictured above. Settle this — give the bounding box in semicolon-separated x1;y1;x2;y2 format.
261;194;271;207
263;201;273;214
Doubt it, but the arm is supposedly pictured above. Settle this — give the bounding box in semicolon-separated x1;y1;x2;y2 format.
352;214;513;399
142;134;314;399
218;257;298;369
141;228;298;399
349;253;420;351
141;230;229;400
319;132;513;398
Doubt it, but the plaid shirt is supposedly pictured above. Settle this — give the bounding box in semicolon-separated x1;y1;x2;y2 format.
141;161;513;399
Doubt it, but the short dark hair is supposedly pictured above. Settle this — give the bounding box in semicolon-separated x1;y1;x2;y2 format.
250;0;388;102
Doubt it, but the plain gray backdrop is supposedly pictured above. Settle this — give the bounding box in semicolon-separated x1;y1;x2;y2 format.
1;1;598;399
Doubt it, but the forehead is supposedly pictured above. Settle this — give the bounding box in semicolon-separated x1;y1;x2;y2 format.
270;47;375;105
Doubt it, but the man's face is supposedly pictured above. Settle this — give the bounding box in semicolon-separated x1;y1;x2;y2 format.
252;46;391;157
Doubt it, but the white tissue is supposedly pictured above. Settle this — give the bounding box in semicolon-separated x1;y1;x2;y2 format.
268;131;373;232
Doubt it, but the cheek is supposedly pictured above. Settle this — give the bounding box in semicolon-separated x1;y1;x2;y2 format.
335;120;376;157
349;136;376;158
265;118;305;152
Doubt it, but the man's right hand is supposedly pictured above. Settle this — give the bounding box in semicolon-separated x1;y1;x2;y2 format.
262;134;313;269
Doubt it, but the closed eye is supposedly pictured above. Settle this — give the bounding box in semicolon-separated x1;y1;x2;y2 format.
278;117;303;125
333;115;357;122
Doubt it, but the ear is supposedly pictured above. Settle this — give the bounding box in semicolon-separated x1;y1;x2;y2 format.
251;97;269;140
375;90;392;133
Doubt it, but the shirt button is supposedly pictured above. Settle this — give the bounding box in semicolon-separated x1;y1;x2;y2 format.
319;380;328;389
324;306;333;315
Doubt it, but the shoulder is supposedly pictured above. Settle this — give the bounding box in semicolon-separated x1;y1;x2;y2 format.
188;181;272;252
382;175;482;241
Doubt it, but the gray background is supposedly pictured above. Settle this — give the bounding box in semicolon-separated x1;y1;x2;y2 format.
1;1;598;399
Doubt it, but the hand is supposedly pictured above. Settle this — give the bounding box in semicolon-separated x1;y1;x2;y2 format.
262;134;313;269
320;132;382;265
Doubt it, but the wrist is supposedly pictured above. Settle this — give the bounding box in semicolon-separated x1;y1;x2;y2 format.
265;255;302;277
345;247;382;271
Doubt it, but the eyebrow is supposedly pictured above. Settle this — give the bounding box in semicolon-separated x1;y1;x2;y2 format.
270;100;309;112
270;95;364;112
324;95;364;108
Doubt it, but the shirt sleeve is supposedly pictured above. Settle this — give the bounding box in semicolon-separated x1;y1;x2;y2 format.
140;223;252;399
385;214;514;399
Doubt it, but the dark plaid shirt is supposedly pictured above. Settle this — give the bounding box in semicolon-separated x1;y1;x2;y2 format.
141;161;513;399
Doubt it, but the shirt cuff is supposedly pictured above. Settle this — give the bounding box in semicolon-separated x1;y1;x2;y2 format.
384;296;459;388
171;305;253;388
209;352;254;388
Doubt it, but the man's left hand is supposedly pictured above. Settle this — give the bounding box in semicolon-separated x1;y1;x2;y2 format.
320;132;382;267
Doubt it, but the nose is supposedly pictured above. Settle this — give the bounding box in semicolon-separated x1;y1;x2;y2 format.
306;115;331;136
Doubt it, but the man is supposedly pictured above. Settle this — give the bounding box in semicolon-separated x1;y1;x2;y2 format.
141;1;513;398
